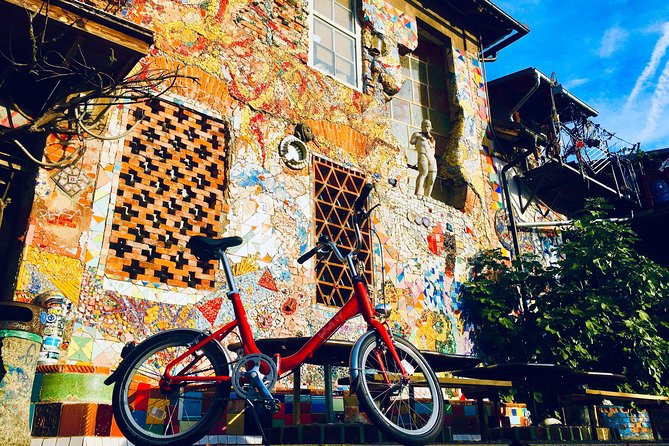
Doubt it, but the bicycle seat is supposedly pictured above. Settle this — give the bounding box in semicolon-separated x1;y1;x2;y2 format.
187;235;243;261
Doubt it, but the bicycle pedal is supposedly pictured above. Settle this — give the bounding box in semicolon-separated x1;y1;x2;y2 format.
263;399;281;414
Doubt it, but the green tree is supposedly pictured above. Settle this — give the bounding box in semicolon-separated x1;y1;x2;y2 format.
459;199;669;395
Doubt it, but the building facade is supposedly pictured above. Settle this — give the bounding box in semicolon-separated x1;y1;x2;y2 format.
5;0;536;441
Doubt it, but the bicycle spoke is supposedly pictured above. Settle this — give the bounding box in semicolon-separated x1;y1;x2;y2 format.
114;332;228;445
356;336;443;444
135;366;164;380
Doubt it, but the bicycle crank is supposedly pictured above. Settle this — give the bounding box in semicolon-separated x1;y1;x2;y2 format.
231;353;278;401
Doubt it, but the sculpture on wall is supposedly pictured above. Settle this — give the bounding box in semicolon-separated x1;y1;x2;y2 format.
411;119;437;197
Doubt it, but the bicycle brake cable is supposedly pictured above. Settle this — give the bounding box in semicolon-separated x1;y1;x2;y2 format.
370;223;387;315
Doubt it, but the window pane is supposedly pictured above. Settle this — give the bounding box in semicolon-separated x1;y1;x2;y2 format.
390;36;452;169
314;18;333;48
391;121;409;150
428;87;448;111
335;30;354;60
410;58;420;80
314;0;332;20
405;148;418;166
400;56;410;78
335;56;355;85
411;104;428;126
428;63;445;86
314;44;335;75
429;109;450;134
433;134;448;157
412;82;428;106
417;61;428;83
405;125;421;165
333;0;354;32
391;99;411;124
396;80;412;101
335;0;352;9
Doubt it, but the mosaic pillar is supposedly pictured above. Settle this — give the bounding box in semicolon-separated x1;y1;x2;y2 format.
0;302;43;446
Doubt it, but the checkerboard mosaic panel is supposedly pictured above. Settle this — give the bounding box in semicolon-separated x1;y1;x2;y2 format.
106;99;228;290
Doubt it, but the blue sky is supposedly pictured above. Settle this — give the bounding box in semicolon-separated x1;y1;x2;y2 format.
486;0;669;151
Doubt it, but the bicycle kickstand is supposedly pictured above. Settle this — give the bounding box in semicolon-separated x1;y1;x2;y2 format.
244;399;270;446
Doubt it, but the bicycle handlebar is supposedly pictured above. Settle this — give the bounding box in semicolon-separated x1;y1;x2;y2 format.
299;183;375;266
354;183;374;211
297;245;320;264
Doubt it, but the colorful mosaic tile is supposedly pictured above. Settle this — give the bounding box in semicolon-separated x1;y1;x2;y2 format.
362;0;418;50
51;165;91;198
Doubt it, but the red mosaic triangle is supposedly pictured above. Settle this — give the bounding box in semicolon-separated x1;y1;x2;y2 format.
258;269;278;291
197;297;223;325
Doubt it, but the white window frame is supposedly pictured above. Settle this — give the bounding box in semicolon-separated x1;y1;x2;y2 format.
390;44;450;167
308;0;362;90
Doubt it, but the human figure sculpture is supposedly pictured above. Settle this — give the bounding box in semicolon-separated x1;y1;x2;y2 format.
410;119;437;197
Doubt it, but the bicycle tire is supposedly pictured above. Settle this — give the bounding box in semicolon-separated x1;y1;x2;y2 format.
354;334;444;445
111;329;230;446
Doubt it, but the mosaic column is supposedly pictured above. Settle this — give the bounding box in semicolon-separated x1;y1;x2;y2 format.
0;302;44;446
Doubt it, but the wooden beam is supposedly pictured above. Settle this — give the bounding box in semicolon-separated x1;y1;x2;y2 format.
584;388;668;402
437;376;512;389
367;373;512;390
3;0;152;55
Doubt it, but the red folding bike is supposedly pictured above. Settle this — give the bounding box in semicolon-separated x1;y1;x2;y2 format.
107;184;444;445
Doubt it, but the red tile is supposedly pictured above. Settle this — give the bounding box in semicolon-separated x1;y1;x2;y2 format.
95;403;113;436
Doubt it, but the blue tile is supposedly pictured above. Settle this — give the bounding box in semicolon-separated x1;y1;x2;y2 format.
31;373;44;402
182;391;203;420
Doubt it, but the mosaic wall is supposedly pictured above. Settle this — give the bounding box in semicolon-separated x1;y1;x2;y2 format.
28;384;485;443
440;47;499;249
13;0;511;384
597;406;654;440
360;0;418;95
445;48;490;197
362;0;418;50
366;190;478;353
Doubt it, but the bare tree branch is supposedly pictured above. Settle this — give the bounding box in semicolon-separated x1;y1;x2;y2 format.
1;0;195;169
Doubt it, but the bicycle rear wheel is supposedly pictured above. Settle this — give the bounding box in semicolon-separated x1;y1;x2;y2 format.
111;329;229;446
354;334;444;445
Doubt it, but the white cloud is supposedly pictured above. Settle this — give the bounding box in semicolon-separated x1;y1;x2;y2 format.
626;22;669;107
588;91;669;151
598;26;630;58
639;57;669;145
564;78;590;89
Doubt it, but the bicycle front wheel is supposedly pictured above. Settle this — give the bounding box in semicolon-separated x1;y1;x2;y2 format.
111;329;229;446
354;335;444;445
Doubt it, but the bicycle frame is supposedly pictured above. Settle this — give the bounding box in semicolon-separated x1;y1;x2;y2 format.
164;253;407;385
113;184;444;446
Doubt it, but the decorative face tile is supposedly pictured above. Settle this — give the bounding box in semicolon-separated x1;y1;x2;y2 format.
51;165;91;198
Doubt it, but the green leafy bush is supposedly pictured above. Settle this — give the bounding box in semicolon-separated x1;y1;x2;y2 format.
460;199;669;395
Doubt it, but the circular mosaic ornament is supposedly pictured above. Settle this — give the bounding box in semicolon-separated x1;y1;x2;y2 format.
278;135;309;170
